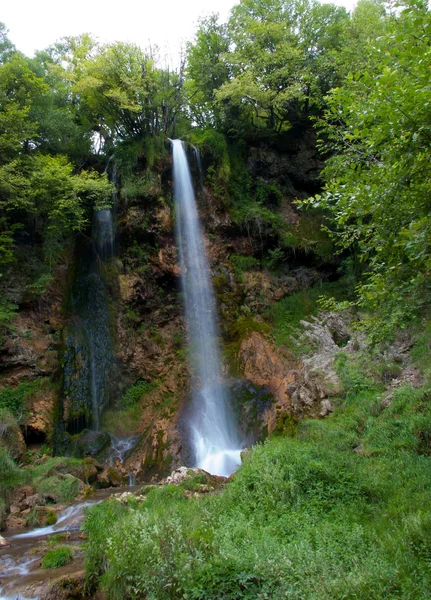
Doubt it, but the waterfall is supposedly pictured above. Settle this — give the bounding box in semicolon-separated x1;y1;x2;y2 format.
172;139;241;477
60;168;117;437
192;145;204;186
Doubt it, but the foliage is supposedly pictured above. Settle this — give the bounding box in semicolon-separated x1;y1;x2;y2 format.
267;279;352;352
119;380;158;409
0;446;25;497
27;456;86;503
230;253;260;276
101;406;142;435
41;547;74;569
302;1;431;338
0;378;47;420
185;15;230;128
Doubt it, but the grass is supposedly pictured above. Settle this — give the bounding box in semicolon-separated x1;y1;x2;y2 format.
41;547;74;569
27;457;86;504
119;380;158;409
101;406;141;435
266;279;353;354
82;348;431;600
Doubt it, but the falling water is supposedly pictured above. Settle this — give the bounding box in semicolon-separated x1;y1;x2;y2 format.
108;435;138;485
60;169;117;437
172;139;241;477
192;145;204;186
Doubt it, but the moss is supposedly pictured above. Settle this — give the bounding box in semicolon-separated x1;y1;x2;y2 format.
119;380;158;409
45;509;57;526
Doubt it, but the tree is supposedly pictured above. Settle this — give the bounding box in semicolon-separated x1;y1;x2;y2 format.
0;22;15;64
304;0;431;335
0;53;47;162
185;14;230;128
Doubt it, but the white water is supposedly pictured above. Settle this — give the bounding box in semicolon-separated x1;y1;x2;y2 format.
108;435;138;485
12;500;98;539
172;140;242;477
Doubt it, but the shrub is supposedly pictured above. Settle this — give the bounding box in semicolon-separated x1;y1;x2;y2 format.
0;379;45;419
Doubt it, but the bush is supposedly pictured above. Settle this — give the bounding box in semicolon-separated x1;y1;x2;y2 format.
0;408;25;461
41;547;74;569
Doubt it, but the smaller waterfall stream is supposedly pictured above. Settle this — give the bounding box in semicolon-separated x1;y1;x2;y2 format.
172;140;242;477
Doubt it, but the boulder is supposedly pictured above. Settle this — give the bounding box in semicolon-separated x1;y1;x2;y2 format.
166;466;226;488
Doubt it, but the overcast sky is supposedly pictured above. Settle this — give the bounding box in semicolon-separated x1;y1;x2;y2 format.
2;0;357;66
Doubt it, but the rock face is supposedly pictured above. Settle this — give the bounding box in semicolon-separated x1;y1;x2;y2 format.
247;129;323;195
0;260;69;445
238;312;352;434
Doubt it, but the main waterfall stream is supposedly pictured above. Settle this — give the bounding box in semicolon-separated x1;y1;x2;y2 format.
172;140;242;477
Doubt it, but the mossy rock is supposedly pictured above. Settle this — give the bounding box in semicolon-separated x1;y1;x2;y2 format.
67;430;111;459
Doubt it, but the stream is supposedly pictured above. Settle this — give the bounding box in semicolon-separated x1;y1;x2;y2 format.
0;487;138;600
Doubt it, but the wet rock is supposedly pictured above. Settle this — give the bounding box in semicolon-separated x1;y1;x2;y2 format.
97;467;123;488
39;570;86;600
0;534;9;546
23;493;43;509
68;430;111;459
83;458;103;483
320;400;333;417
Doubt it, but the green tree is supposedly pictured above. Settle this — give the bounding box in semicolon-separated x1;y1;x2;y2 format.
0;22;15;64
185;14;230;128
304;0;431;336
0;53;47;162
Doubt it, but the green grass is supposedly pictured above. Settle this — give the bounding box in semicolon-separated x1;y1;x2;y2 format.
0;446;25;499
27;457;86;504
101;406;141;435
266;279;352;354
82;350;431;600
41;547;74;569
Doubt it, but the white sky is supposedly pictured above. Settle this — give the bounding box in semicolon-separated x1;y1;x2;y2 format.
2;0;356;67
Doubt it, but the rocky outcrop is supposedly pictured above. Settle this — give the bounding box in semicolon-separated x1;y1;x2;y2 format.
238;312;353;434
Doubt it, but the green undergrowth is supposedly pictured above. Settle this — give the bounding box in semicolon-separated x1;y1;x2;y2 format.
267;279;353;354
100;380;159;435
0;378;50;420
101;407;141;436
118;380;158;409
0;446;26;524
83;351;431;600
